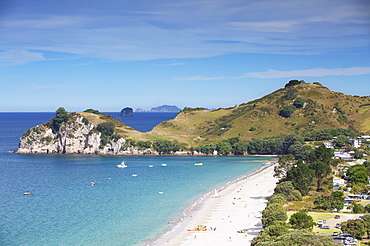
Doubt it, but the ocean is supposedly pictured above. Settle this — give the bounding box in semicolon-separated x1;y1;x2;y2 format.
0;112;269;246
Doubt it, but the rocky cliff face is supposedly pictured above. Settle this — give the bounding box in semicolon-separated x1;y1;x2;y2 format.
17;114;129;155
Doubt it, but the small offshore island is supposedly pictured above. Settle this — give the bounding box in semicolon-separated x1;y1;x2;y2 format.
15;81;370;156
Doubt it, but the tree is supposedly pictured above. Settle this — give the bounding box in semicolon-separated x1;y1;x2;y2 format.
267;194;287;206
262;202;288;228
365;204;370;213
153;140;182;154
333;135;349;147
274;154;296;179
352;201;366;214
309;161;331;191
347;165;369;184
83;108;100;114
279;105;296;118
216;140;232;155
285;80;306;88
52;107;69;131
293;97;306;108
341;219;368;240
306;144;333;164
252;230;339;246
362;215;370;238
262;210;288;228
289;211;316;230
287;144;312;160
265;223;289;237
231;142;248;155
285;160;313;196
97;121;115;136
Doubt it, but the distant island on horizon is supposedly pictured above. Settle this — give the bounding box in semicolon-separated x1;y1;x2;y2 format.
135;105;181;112
135;105;215;112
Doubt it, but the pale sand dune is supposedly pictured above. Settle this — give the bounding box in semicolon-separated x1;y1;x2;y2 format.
151;165;278;246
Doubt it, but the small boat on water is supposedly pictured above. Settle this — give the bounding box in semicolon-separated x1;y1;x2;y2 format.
148;165;153;167
23;192;33;195
161;163;167;167
117;161;127;168
132;174;137;177
194;163;203;166
91;182;98;186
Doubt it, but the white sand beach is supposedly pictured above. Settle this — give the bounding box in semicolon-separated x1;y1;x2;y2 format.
151;164;278;246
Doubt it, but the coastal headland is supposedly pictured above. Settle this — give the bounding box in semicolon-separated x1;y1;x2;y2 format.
149;164;278;246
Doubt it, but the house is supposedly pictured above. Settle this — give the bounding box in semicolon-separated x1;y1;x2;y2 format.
334;151;352;160
333;177;345;187
349;138;361;148
359;135;370;140
323;142;334;148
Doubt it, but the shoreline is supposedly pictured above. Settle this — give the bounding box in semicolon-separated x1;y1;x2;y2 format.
8;150;279;158
147;162;278;246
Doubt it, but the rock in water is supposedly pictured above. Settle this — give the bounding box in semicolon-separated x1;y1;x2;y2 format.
120;107;133;116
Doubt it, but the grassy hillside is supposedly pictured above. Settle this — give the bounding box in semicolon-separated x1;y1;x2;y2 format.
145;83;370;147
76;83;370;148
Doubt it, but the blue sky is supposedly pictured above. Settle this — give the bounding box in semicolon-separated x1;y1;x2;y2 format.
1;0;369;112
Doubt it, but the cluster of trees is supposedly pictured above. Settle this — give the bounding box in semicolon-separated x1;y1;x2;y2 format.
252;143;343;245
341;215;370;240
302;128;357;141
152;140;184;154
195;137;248;155
275;145;333;194
96;121;121;146
252;180;338;245
344;162;370;195
247;134;309;156
285;80;306;88
314;191;345;211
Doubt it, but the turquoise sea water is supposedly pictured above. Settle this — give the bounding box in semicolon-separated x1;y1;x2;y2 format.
0;113;269;246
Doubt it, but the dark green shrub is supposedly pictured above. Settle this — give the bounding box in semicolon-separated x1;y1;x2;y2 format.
279;105;296;118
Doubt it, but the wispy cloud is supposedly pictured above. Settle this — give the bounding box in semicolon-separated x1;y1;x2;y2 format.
242;67;370;79
0;50;45;65
1;0;369;63
174;76;227;81
159;62;185;66
29;84;76;89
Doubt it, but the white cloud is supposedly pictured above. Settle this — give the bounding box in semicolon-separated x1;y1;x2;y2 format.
242;67;370;78
0;50;45;65
174;76;227;81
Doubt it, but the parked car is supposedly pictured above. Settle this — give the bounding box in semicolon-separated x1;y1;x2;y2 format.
334;215;340;219
344;237;357;245
321;225;330;229
335;223;341;229
340;233;353;239
333;232;338;236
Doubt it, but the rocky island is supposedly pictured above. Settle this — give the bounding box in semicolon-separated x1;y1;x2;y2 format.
16;108;155;155
120;107;133;116
151;105;181;112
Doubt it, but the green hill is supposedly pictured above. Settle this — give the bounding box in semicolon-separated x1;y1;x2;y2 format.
142;83;370;147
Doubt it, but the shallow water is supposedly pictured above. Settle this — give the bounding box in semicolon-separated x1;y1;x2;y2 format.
0;113;269;245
